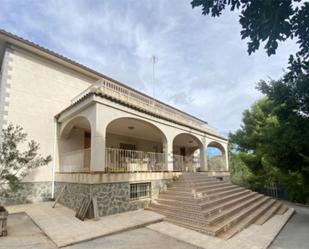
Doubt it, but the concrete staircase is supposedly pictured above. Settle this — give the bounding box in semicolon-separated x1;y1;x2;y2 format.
147;173;288;240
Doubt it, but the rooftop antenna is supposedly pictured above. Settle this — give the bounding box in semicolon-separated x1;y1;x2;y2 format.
151;55;158;99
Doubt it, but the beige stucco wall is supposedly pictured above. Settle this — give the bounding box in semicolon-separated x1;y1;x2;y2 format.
4;46;94;182
60;128;85;153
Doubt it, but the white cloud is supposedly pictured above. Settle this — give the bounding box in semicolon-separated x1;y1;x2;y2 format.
0;0;299;135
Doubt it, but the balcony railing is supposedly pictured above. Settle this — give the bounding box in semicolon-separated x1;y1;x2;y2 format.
173;154;185;172
59;148;205;173
173;154;201;172
71;79;219;136
60;148;90;172
207;156;226;171
105;148;168;173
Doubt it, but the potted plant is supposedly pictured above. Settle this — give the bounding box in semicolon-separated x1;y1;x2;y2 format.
0;206;8;236
0;124;51;236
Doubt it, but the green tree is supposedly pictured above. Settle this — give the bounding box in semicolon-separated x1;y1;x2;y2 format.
229;144;252;187
191;0;309;76
0;124;52;197
229;89;309;203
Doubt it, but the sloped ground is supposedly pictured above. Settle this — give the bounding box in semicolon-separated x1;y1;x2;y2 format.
65;228;196;249
3;213;195;249
269;203;309;249
7;202;164;248
0;213;56;249
3;200;301;249
148;173;289;239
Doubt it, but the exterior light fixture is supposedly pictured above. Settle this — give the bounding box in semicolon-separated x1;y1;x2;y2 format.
128;126;135;130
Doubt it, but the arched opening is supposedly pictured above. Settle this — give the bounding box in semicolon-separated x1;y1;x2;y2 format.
105;117;167;172
173;133;203;172
207;141;226;171
59;116;91;172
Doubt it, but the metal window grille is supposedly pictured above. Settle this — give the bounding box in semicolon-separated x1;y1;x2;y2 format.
130;183;151;200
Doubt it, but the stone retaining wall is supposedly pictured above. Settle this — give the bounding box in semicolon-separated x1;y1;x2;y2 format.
55;179;172;217
0;182;52;205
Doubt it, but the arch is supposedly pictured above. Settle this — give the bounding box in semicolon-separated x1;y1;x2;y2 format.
60;115;92;139
105;117;168;172
207;141;226;155
59;116;92;172
207;141;227;171
172;133;203;172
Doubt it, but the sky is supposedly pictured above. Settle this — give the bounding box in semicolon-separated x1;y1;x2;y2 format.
0;0;299;136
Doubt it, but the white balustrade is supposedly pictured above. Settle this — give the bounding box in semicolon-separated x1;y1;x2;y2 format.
71;79;219;135
60;148;90;172
105;148;167;173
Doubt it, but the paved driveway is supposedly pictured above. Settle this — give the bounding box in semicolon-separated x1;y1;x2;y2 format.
3;203;308;249
269;203;309;249
0;213;56;249
3;213;197;249
66;227;198;249
7;202;164;248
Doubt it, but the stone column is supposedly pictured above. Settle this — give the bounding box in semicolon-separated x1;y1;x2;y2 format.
199;137;207;171
167;138;174;171
90;104;106;172
165;136;174;171
224;143;229;171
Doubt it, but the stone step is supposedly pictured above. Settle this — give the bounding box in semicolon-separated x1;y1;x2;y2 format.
150;193;257;224
218;198;277;240
254;201;282;225
201;187;250;203
179;178;222;184
155;198;201;210
194;182;233;192
205;193;264;225
200;189;252;209
181;174;217;179
211;196;274;236
147;206;210;227
160;189;194;196
163;189;193;196
170;183;222;191
189;177;224;183
149;173;288;240
164;217;212;235
276;204;289;215
149;203;205;220
189;179;223;185
172;179;223;188
156;197;197;203
198;184;239;195
157;193;197;202
203;192;259;218
166;183;232;194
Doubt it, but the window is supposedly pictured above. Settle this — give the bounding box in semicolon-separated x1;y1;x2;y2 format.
130;183;151;200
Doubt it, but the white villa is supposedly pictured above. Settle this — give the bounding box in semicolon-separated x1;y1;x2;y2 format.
0;29;229;216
